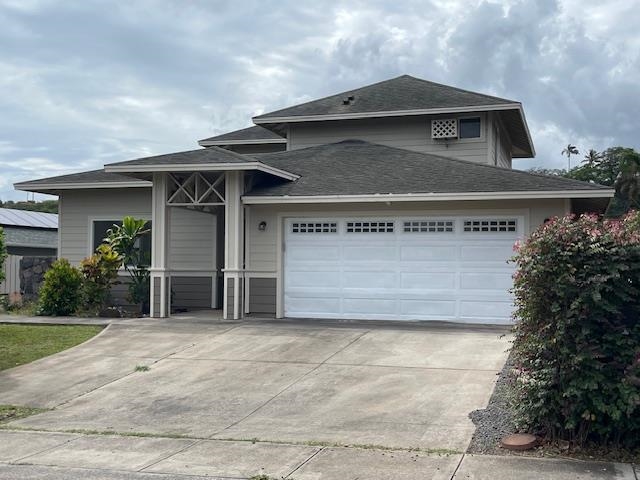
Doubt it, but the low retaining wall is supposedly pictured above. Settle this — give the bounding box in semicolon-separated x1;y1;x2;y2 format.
20;256;55;301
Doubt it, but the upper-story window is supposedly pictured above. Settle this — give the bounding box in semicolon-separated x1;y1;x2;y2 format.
459;117;481;139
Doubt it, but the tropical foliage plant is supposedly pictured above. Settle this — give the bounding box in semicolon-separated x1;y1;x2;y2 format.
510;212;640;448
80;244;122;315
104;216;151;314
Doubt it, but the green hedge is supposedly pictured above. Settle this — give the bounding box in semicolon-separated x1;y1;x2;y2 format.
511;212;640;447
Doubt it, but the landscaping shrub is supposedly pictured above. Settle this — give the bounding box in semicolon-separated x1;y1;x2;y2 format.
510;212;640;448
38;259;83;316
80;244;122;315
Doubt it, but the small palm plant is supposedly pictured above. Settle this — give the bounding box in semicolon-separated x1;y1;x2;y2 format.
105;217;151;314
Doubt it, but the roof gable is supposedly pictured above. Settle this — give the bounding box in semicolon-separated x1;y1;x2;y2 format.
253;75;518;122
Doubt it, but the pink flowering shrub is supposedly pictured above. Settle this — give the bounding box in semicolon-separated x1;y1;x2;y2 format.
511;211;640;447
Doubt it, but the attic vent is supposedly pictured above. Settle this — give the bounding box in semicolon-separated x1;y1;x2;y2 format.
431;119;458;139
342;95;355;105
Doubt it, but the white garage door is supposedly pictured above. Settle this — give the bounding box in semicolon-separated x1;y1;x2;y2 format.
284;216;522;324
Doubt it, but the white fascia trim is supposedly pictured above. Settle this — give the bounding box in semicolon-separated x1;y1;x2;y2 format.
243;190;615;204
252;103;523;124
105;162;299;181
198;138;287;147
14;181;151;191
516;106;536;157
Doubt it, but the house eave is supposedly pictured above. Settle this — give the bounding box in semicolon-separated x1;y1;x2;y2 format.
14;180;152;193
242;190;615;204
105;162;300;181
198;138;287;147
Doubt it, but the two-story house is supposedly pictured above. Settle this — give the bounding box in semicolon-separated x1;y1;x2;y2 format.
15;75;613;324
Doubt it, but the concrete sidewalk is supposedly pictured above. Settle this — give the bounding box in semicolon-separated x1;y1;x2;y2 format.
0;430;635;479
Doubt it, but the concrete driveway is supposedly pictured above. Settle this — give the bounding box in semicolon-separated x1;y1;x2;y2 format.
1;317;510;452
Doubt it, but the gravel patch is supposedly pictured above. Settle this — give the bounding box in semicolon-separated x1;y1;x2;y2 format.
467;351;517;454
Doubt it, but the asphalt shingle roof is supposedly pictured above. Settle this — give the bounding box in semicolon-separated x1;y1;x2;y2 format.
199;125;285;144
254;75;517;121
106;146;250;167
249;140;610;197
14;169;145;187
0;208;58;229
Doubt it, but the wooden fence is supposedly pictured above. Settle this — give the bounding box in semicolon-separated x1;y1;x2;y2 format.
0;255;22;296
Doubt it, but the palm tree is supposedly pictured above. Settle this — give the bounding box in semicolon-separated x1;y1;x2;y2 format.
562;144;579;170
583;149;600;167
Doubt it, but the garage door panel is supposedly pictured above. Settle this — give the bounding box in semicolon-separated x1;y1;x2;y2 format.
342;272;397;288
460;244;515;262
460;272;514;290
284;217;519;324
343;246;396;261
400;272;457;289
459;300;514;320
286;271;339;288
343;298;397;315
400;245;458;261
286;245;341;261
285;296;341;316
400;299;457;317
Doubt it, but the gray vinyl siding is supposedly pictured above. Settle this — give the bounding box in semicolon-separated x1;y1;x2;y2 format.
224;144;286;154
59;188;152;265
172;276;212;309
289;114;492;164
248;277;276;314
168;208;216;271
59;188;217;271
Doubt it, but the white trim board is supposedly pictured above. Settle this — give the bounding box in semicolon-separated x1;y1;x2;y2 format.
198;138;287;147
105;162;299;181
243;189;614;205
14;181;151;192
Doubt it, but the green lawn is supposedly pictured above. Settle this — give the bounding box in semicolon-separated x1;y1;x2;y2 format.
0;324;103;371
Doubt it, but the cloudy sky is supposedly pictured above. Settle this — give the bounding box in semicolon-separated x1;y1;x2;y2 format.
1;0;638;200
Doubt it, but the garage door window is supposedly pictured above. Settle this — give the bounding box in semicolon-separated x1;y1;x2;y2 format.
403;220;454;233
346;221;394;233
291;222;337;233
463;219;517;232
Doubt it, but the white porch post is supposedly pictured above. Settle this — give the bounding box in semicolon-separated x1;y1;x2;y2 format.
223;171;244;320
150;172;171;318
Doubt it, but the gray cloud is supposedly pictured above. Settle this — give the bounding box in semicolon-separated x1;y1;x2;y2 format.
0;0;638;199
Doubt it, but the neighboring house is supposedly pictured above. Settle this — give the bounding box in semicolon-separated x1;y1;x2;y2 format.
15;75;614;324
0;208;58;296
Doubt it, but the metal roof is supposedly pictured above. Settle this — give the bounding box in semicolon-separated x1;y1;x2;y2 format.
0;208;58;229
